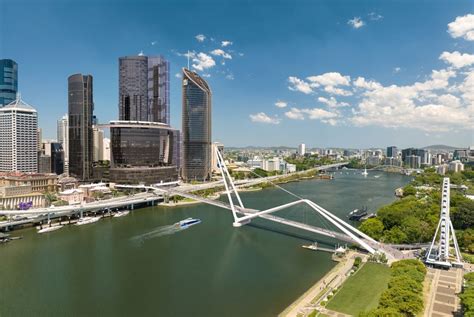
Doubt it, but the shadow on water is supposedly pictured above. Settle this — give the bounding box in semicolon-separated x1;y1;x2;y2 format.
247;222;336;248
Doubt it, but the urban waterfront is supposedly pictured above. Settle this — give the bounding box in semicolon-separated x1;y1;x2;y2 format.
0;172;410;316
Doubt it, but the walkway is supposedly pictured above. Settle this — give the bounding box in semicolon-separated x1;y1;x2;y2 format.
424;268;463;317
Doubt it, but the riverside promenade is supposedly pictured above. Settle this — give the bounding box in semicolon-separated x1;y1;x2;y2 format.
280;251;361;317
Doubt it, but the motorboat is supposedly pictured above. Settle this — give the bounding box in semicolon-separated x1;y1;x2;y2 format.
113;210;130;218
348;207;368;221
38;225;63;233
176;218;201;229
75;216;101;226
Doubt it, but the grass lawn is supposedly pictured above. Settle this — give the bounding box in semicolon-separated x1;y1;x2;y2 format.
326;262;391;315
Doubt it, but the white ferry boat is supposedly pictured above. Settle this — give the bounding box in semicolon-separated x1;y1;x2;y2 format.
38;225;63;234
113;210;130;218
176;218;201;229
75;216;101;226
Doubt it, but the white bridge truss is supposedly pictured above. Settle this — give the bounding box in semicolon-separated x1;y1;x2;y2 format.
214;148;383;256
425;177;463;268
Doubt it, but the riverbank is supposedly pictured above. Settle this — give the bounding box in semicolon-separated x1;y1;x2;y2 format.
280;251;360;317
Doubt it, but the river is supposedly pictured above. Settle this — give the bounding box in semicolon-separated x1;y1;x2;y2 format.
0;171;410;316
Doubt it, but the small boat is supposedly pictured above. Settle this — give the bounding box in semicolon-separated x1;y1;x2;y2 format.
38;225;63;233
113;210;130;218
374;175;381;178
348;207;368;221
176;218;201;229
75;216;101;226
302;242;318;250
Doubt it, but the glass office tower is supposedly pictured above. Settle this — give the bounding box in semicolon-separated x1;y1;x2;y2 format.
0;59;18;106
181;68;212;182
68;74;94;180
119;55;170;123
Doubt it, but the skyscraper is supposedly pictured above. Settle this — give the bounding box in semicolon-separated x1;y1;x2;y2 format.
57;114;69;175
118;55;169;123
68;74;94;180
298;143;306;156
387;146;398;158
92;126;104;162
181;68;212;182
0;96;38;173
0;59;18;106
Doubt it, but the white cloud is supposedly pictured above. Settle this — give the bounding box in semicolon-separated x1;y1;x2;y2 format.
285;108;305;120
324;86;353;96
318;96;349;108
210;49;232;59
202;73;211;78
175;73;182;78
221;41;233;47
307;72;351;87
447;14;474;41
250;112;280;124
192;53;216;71
275;101;288;108
393;67;401;73
225;73;234;80
348;17;365;29
353;77;382;90
439;51;474;68
368;12;383;21
288;76;313;94
195;34;206;42
302;108;338;120
238;52;244;57
151;41;157;46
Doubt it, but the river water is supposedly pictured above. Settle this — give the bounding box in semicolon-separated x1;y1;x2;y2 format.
0;171;410;316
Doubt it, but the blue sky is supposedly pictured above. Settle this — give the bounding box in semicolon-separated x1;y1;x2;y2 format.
1;0;473;148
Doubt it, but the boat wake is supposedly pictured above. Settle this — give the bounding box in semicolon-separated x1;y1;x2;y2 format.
130;224;184;245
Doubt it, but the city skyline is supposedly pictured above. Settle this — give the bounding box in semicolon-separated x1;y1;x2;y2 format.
1;0;473;148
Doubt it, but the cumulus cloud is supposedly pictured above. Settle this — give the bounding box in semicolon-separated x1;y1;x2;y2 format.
250;112;280;124
192;53;216;71
307;72;351;87
439;51;474;68
285;107;339;124
275;101;288;108
393;67;401;73
195;34;206;42
175;73;182;78
448;14;474;41
318;96;349;108
348;17;365;29
151;41;157;46
210;49;232;59
225;73;234;80
324;86;353;96
353;77;382;90
288;76;313;94
285;108;305;120
221;41;233;47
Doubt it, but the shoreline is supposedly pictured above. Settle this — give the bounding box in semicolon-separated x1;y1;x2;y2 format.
279;251;358;317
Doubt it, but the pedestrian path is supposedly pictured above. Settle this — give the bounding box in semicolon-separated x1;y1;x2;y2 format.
424;268;463;316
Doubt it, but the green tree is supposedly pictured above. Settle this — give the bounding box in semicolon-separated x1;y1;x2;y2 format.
382;226;408;244
359;218;385;240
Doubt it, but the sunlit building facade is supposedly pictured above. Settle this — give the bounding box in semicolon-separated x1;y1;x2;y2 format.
0;59;18;106
181;68;212;182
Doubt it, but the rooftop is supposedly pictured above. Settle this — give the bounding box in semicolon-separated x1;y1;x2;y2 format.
1;94;37;113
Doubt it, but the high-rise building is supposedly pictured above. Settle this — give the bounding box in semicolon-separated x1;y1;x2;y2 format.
57;114;69;175
406;155;421;169
68;74;94;181
92;126;104;162
118;55;170;123
102;138;110;161
181;68;212;182
298;143;306;156
0;96;38;172
109;121;179;184
0;59;18;106
386;146;398;158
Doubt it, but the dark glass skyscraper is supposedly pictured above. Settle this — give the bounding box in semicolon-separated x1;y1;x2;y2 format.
118;55;169;123
0;59;18;106
181;68;212;182
68;74;94;180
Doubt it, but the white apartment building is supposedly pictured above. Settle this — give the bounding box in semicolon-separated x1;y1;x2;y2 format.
298;143;306;156
57;114;69;175
448;160;464;173
0;96;38;173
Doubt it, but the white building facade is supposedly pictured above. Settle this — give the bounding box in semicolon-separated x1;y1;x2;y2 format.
57;114;69;175
298;143;306;156
0;96;38;173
